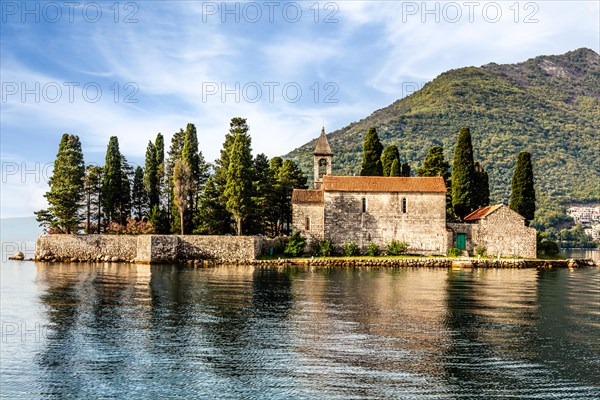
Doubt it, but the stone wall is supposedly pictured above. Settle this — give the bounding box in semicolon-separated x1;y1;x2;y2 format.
35;234;265;263
324;191;447;255
35;235;138;262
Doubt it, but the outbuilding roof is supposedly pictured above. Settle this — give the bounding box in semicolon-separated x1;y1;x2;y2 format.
464;204;504;221
292;189;324;204
321;176;447;193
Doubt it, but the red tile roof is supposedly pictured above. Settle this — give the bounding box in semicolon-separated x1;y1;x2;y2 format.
464;204;503;221
292;189;324;204
321;176;446;193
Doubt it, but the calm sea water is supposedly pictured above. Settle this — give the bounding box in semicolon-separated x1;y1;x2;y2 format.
1;262;599;399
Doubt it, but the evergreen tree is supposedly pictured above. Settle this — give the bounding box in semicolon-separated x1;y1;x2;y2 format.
451;127;477;220
360;127;383;176
102;136;123;224
119;155;133;224
166;128;186;230
155;133;165;205
83;165;103;233
267;157;284;235
35;134;85;233
245;153;273;234
195;176;232;234
509;152;536;225
224;131;254;235
131;166;147;219
474;162;490;208
401;163;411;177
389;159;401;177
418;146;451;180
173;159;191;234
144;141;159;209
381;145;400;177
418;145;452;218
276;159;308;234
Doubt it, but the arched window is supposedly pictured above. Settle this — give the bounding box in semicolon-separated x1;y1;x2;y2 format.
318;158;328;179
402;198;407;214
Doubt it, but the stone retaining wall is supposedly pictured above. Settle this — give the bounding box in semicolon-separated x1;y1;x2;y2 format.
35;234;264;263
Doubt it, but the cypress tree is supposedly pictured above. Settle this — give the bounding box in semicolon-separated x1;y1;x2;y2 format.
196;176;232;234
224;131;254;235
173;159;191;234
381;145;400;176
474;162;490;208
119;155;132;224
36;134;85;233
389;159;401;176
509;152;536;225
401;163;411;177
83;165;102;234
131;166;147;219
155;132;165;203
451;127;477;220
418;145;452;218
102;136;123;224
144;141;159;209
360;127;383;176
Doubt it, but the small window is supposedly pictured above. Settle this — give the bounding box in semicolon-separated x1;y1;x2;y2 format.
362;197;367;213
402;198;407;214
305;217;310;231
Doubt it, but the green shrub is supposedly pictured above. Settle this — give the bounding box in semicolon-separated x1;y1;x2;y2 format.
284;232;306;257
538;240;559;257
386;240;408;256
343;242;361;256
316;239;335;257
448;247;462;257
475;245;487;257
366;242;380;256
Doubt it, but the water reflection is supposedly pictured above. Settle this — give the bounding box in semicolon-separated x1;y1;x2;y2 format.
1;263;597;399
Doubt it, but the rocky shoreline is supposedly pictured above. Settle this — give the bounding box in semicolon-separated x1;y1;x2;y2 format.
28;254;599;269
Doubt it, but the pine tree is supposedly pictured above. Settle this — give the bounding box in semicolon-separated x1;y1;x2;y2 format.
381;145;400;176
360;127;383;176
195;176;232;234
102;136;123;224
451;127;477;220
35;134;85;233
474;162;490;208
389;159;401;177
244;153;272;235
224;131;254;235
131;166;147;219
509;152;536;225
276;159;308;234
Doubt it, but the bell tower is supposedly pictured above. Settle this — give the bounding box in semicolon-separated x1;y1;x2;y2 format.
313;127;333;190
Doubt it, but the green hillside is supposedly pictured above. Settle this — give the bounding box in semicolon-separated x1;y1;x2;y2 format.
285;48;600;211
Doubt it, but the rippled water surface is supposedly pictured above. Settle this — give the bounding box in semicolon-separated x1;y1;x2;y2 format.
1;262;599;399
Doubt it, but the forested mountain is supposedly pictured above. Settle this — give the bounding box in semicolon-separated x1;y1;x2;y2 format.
285;48;600;211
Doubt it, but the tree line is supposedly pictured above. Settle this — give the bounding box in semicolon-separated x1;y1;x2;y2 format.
358;126;536;223
36;118;308;236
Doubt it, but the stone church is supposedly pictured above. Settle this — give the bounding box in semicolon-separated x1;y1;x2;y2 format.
292;128;448;255
292;128;537;258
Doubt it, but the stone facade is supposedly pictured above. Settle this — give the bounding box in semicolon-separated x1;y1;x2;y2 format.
324;191;447;254
35;235;266;263
447;205;537;258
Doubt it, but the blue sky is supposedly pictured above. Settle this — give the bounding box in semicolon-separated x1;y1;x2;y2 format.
1;0;599;218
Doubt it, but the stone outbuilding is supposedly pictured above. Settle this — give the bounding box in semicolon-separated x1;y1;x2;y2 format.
447;204;537;258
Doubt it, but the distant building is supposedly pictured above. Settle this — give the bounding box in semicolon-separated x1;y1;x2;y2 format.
292;129;537;258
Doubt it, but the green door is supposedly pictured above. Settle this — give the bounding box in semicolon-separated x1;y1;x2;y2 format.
456;233;466;250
